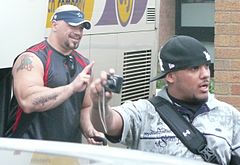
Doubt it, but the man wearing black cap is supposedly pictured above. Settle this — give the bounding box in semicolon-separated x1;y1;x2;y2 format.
90;35;240;164
7;5;103;144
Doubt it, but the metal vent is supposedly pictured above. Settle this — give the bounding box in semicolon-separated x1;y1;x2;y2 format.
121;50;152;104
146;7;155;23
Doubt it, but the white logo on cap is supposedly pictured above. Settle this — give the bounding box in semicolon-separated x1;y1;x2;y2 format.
77;12;82;18
159;57;175;71
168;63;175;69
159;57;165;71
203;51;211;61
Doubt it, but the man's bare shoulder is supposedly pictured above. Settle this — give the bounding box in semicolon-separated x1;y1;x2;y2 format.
13;52;43;75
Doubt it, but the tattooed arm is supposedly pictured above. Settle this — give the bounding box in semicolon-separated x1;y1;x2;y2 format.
12;52;94;113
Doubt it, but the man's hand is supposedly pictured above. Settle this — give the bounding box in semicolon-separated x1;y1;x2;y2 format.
90;69;115;106
71;62;95;93
85;130;107;146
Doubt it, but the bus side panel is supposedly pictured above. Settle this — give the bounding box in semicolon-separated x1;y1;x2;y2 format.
87;30;157;105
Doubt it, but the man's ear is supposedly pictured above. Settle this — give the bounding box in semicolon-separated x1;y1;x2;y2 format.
51;20;58;32
165;72;175;84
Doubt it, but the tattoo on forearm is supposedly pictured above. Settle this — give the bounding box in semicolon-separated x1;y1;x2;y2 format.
17;55;34;72
32;94;58;106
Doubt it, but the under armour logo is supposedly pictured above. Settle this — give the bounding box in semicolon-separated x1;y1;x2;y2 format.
182;130;191;137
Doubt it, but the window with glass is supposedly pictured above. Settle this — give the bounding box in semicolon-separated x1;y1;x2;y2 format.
176;0;214;42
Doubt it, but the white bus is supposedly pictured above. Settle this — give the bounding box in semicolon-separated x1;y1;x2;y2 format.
0;138;212;165
0;0;159;105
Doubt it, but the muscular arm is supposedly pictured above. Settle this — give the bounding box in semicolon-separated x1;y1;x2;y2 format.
13;52;93;113
90;71;123;137
91;101;123;136
80;86;100;136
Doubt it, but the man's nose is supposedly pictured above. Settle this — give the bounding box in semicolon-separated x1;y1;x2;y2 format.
200;65;210;78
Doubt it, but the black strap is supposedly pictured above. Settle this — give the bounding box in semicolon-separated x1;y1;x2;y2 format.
230;154;240;165
149;96;219;164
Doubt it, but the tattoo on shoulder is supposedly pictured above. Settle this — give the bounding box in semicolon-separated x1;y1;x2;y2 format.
17;54;34;72
32;94;58;106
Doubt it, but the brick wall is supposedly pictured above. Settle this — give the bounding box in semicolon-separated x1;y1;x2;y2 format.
215;0;240;109
159;0;176;45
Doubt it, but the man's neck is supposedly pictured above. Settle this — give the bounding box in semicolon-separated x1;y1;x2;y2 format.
47;36;72;56
166;90;204;112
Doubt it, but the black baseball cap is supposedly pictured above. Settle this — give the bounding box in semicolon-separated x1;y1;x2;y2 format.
150;35;212;82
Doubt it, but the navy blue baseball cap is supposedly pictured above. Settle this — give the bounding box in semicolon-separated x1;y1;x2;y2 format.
51;5;91;30
150;35;212;82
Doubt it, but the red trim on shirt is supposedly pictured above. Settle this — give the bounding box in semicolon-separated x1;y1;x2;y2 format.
44;49;53;86
12;106;23;132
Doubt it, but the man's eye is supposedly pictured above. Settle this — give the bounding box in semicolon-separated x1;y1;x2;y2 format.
191;66;199;70
205;64;210;69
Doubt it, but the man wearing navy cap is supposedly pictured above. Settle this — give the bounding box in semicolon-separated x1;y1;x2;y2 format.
7;5;103;144
90;35;240;164
51;5;91;29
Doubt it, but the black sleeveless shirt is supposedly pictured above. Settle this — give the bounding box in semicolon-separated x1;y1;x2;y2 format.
13;40;90;143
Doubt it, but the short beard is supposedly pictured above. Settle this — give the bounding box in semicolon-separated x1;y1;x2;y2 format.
188;96;208;105
64;40;79;50
71;41;79;49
